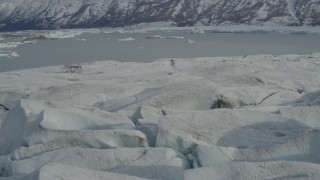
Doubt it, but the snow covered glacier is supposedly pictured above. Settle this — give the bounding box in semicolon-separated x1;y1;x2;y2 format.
1;53;320;179
0;0;320;31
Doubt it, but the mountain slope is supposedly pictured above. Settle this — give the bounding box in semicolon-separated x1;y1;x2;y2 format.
0;0;319;31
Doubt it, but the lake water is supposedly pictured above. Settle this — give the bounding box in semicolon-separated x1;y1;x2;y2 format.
1;32;320;72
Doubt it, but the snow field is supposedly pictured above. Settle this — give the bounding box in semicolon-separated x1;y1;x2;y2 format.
0;53;320;179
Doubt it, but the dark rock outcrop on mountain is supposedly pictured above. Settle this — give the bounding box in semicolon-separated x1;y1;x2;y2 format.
0;0;319;31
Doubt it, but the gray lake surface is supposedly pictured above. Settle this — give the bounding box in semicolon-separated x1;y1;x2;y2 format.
1;32;320;72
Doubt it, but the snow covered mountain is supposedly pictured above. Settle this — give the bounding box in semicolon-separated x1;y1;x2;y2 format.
0;0;319;31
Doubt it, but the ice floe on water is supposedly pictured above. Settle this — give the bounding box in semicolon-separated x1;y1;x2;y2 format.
36;29;100;39
0;51;19;58
0;42;24;49
0;29;99;49
166;36;185;39
117;37;135;41
1;53;320;179
99;23;320;35
74;38;87;41
146;35;166;39
145;35;185;40
186;39;196;44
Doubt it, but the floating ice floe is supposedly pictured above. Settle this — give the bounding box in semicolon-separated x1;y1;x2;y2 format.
38;29;100;39
146;35;166;39
146;35;185;40
0;51;19;58
40;31;82;39
117;37;135;41
166;36;185;39
0;42;23;49
186;39;196;43
74;38;87;41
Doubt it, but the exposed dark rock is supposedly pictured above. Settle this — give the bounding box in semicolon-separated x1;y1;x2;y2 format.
0;104;9;112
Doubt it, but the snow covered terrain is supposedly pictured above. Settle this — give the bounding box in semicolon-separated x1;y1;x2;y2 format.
0;0;320;31
0;53;320;179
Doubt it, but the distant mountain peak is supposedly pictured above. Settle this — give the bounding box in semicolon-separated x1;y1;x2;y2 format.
0;0;319;31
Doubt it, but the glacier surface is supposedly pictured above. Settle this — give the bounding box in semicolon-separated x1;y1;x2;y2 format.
0;53;320;179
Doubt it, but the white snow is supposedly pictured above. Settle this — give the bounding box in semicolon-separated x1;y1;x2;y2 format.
1;53;320;179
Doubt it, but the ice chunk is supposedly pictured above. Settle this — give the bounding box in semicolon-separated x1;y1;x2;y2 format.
10;147;189;180
0;42;23;49
184;161;320;180
0;51;19;58
0;155;11;177
283;90;320;106
0;100;139;156
0;163;154;180
38;29;100;39
36;163;155;180
133;105;163;125
166;36;184;39
146;35;165;39
11;128;148;161
186;39;196;43
74;38;87;41
20;99;135;130
156;109;308;154
0;103;28;155
196;129;320;167
117;37;135;41
95;84;217;112
131;106;164;146
0;91;28;110
279;106;320;127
